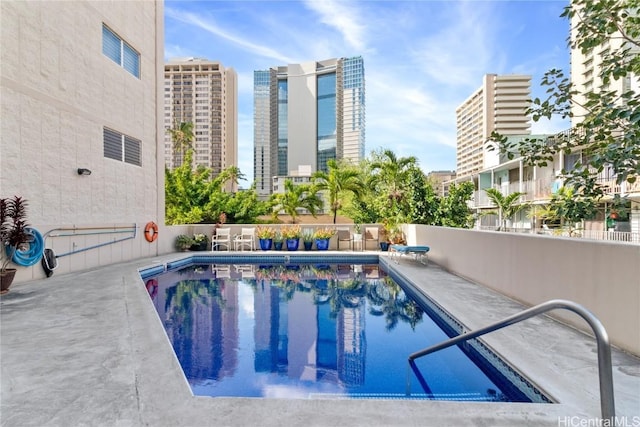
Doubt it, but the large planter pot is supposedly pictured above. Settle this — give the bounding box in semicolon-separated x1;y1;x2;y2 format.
259;238;273;251
190;241;208;251
379;242;390;252
286;238;299;251
303;241;313;251
1;269;17;295
273;241;284;251
315;238;330;251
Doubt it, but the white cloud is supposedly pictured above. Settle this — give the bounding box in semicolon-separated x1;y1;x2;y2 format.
303;0;368;52
165;7;297;64
408;1;499;87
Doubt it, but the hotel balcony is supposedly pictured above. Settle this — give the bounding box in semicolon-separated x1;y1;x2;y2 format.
474;174;639;209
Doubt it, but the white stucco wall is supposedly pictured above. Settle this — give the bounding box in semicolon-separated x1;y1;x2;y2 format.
1;1;167;282
407;225;640;355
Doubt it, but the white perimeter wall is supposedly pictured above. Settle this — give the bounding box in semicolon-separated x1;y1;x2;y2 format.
407;225;640;355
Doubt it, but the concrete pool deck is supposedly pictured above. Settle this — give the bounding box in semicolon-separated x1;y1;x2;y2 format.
1;252;639;426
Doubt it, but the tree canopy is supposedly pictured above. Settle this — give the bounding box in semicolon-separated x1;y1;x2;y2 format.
496;0;640;200
165;150;268;225
165;146;475;230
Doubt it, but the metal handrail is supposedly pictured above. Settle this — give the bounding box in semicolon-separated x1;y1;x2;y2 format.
408;299;615;420
43;224;137;258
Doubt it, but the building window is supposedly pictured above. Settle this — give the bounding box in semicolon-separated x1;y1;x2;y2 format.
102;24;140;78
104;127;142;166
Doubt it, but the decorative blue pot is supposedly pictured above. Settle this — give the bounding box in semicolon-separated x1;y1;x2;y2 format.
274;241;283;250
303;241;313;251
380;242;390;251
315;238;330;251
259;238;273;251
286;238;299;251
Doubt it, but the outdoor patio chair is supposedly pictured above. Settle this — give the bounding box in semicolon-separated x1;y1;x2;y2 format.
337;229;352;250
234;227;255;251
211;227;231;251
364;227;379;250
390;244;430;265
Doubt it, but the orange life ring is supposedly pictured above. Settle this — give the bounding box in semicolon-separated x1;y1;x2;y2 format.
144;222;159;243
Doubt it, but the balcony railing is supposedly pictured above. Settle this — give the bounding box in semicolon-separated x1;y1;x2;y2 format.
596;177;640;196
475;174;639;208
475;178;555;207
479;226;640;244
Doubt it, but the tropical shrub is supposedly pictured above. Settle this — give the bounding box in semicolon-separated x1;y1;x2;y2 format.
313;227;336;240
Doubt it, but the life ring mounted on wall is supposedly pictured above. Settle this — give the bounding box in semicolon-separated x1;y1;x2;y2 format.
144;222;159;243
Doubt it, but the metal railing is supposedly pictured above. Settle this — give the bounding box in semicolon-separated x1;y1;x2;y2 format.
407;299;615;420
476;226;640;244
43;224;138;258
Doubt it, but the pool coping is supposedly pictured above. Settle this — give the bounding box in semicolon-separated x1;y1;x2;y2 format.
1;251;639;426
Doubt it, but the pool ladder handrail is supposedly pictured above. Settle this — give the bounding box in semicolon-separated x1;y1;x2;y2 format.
408;299;615;420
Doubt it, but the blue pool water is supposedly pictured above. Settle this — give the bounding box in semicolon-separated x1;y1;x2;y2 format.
142;259;550;402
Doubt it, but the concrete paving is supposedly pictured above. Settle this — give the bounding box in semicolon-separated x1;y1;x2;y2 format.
1;252;639;427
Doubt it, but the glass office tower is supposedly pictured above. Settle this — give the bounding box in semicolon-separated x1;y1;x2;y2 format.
253;57;365;199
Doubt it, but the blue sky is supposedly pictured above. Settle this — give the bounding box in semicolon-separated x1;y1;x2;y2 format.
164;0;570;187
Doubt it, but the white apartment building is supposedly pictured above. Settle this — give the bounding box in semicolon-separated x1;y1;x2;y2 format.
455;74;531;179
164;58;238;192
567;8;640;236
0;1;167;282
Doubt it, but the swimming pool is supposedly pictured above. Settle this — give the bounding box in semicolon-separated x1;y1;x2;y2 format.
140;255;551;403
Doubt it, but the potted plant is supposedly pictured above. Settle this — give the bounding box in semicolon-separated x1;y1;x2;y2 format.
175;234;194;251
313;227;335;251
1;196;31;294
302;228;315;251
379;225;390;251
256;225;276;251
353;224;363;248
281;224;301;251
273;231;284;250
389;225;406;245
191;233;209;251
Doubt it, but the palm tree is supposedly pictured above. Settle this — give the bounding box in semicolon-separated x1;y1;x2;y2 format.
270;179;323;223
312;159;364;223
484;188;528;231
166;120;194;163
369;149;418;204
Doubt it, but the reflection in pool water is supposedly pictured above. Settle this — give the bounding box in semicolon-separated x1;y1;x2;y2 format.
145;263;536;401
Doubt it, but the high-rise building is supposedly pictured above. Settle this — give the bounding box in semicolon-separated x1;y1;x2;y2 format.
569;9;640;234
164;58;238;191
569;15;639;125
455;74;531;179
253;57;365;198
